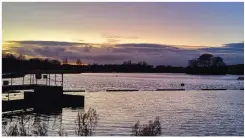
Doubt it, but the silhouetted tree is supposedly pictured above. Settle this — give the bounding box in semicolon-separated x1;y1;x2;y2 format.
50;59;61;65
187;53;227;74
137;61;148;66
62;58;68;65
228;64;244;75
132;117;161;136
188;53;226;68
3;53;16;59
211;56;226;67
76;59;82;65
18;54;26;60
2;53;242;74
123;60;132;65
44;58;50;63
199;53;214;61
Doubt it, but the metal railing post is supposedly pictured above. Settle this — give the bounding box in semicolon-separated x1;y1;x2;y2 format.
55;74;56;86
36;74;37;84
61;73;63;87
49;74;51;86
30;74;31;84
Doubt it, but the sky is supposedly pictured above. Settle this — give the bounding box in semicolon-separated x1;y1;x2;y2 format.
2;2;244;66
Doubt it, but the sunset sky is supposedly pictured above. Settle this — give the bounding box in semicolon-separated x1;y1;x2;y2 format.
2;2;244;66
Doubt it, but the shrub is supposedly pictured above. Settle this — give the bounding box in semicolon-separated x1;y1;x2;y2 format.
75;108;99;136
132;117;161;136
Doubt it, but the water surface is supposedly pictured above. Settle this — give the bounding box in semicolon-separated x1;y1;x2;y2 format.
2;73;244;136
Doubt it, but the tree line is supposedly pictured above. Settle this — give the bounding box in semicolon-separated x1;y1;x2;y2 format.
2;53;244;75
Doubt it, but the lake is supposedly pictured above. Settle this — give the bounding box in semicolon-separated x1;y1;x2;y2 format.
2;73;244;136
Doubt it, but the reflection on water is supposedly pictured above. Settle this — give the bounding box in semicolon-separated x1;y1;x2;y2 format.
3;90;244;136
2;74;244;136
83;90;244;136
64;73;244;91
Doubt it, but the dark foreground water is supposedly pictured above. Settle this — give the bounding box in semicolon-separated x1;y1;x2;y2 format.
2;73;244;136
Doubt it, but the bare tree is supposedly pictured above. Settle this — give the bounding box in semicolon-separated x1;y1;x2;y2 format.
76;59;82;65
132;117;161;136
75;108;99;136
18;54;26;60
62;57;68;65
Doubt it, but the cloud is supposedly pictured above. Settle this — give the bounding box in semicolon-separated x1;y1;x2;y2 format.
80;54;129;61
105;38;121;44
102;35;139;45
102;35;139;40
16;42;131;64
9;40;87;47
200;42;244;65
201;42;244;53
34;47;67;58
83;46;93;52
3;40;244;66
113;43;182;53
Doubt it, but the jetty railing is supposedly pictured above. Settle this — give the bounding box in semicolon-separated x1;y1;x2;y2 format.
2;70;65;88
2;70;85;112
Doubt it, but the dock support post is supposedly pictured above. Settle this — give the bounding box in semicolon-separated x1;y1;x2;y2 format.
8;92;9;101
61;73;63;88
10;77;12;86
49;74;51;86
30;74;31;84
55;74;56;86
46;74;48;85
23;76;24;85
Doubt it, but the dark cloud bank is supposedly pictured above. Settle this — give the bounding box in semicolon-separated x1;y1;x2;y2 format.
6;41;244;66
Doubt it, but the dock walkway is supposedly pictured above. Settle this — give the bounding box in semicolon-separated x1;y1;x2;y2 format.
2;84;62;92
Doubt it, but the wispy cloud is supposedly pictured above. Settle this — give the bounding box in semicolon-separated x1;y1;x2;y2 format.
9;40;86;47
102;34;139;40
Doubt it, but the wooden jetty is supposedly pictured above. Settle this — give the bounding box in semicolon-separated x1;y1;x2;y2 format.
156;89;185;91
201;88;227;90
2;84;62;92
63;89;86;92
106;89;139;92
2;70;84;112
